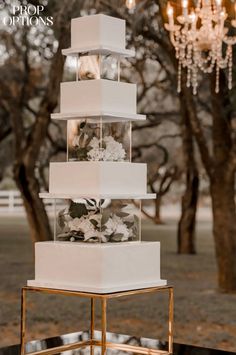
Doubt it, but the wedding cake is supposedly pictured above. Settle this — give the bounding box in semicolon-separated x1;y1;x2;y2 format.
28;14;167;293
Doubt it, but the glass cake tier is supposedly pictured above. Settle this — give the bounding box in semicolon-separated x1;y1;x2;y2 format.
67;119;131;162
53;198;141;243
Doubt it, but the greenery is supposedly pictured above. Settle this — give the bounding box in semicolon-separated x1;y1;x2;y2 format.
57;199;139;243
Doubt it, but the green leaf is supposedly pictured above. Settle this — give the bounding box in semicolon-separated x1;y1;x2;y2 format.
101;210;110;225
100;199;105;206
90;219;99;227
116;212;130;218
76;147;88;160
124;221;133;228
80;121;86;129
85;199;96;207
58;209;66;229
134;215;139;226
69;201;88;218
111;233;124;242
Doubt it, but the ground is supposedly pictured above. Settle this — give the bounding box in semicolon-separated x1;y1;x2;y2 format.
0;210;236;351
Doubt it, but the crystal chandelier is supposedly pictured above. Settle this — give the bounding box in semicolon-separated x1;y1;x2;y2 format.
164;0;236;94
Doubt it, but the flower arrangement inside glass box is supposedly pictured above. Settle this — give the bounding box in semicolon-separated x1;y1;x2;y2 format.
67;119;131;162
55;198;141;243
76;54;119;81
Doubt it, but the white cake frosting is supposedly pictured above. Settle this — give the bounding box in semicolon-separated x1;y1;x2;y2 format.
28;242;166;293
71;15;125;50
49;161;147;196
60;80;136;115
62;14;134;57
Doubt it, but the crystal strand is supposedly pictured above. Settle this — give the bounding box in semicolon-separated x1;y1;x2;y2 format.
215;64;220;93
177;60;182;93
228;46;233;90
192;65;198;95
187;67;191;87
186;44;192;87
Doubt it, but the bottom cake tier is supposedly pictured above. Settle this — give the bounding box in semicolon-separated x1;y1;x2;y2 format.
28;241;166;293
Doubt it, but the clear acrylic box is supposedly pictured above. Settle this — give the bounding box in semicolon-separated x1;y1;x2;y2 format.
77;54;119;81
67;119;131;162
54;198;141;243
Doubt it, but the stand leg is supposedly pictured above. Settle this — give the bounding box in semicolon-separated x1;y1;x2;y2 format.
20;288;26;355
168;288;174;354
101;298;107;355
90;298;95;355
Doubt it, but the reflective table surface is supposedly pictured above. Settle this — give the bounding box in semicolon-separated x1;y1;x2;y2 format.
0;331;235;355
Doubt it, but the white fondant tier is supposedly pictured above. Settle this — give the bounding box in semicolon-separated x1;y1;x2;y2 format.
62;14;134;57
27;241;166;293
49;162;146;196
60;80;136;116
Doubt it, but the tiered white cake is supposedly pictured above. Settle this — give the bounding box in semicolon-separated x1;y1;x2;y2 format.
28;14;166;293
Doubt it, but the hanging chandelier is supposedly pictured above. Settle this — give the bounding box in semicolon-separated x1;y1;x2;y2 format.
164;0;236;94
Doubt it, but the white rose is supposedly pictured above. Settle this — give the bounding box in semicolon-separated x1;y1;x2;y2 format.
87;148;104;161
104;215;122;235
115;223;130;241
67;217;82;231
89;136;100;149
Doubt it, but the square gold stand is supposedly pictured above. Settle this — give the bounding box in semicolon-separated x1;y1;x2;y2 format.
20;285;174;355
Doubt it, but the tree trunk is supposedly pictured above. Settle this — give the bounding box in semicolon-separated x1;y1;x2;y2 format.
154;197;162;224
178;169;199;254
13;162;52;242
178;91;199;254
210;173;236;292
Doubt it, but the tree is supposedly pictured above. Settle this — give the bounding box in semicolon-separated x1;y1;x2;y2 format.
180;75;236;291
177;94;199;254
0;0;80;242
159;0;236;291
133;137;179;224
100;0;236;291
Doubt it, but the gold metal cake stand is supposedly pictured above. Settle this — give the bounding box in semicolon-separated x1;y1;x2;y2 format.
20;285;174;355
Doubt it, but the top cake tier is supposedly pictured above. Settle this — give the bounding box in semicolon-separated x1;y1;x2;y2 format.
62;14;135;57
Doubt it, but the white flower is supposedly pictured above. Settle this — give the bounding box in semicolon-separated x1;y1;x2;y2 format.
89;136;100;149
67;217;82;231
68;216;95;234
88;213;102;224
87;136;126;162
84;229;99;241
103;136;126;161
104;214;123;235
115;224;130;241
104;214;130;241
67;214;104;242
87;148;103;161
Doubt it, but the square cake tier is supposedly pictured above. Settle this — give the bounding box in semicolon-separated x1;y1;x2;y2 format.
60;80;136;115
28;241;166;293
71;14;125;51
49;162;147;196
